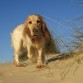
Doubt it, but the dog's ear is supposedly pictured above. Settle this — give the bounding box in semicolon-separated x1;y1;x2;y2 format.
24;16;32;38
24;24;32;39
41;20;51;41
37;15;51;40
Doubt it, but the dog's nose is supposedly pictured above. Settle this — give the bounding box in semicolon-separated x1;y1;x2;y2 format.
33;29;39;33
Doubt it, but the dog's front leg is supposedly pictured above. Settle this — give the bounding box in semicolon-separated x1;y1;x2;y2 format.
36;48;45;68
27;47;33;60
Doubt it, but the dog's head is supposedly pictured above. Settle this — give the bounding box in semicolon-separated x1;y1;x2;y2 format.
24;14;51;41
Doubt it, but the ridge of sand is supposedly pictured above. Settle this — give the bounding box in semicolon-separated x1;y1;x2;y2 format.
0;54;83;83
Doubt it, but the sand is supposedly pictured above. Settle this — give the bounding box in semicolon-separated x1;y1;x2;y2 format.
0;53;83;83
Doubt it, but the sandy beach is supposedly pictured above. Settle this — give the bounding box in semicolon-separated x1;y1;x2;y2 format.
0;53;83;83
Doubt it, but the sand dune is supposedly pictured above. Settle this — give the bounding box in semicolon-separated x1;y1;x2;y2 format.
0;54;83;83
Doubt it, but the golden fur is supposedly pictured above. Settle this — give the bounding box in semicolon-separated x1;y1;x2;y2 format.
11;14;51;68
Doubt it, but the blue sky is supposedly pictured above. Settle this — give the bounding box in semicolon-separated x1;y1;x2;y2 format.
0;0;83;63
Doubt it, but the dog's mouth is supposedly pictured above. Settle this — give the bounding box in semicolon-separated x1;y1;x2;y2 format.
32;34;38;38
33;34;38;37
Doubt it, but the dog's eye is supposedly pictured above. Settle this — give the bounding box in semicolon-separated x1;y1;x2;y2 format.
37;20;40;23
29;21;32;24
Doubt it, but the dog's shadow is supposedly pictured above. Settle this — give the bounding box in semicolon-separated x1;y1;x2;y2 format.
45;53;69;64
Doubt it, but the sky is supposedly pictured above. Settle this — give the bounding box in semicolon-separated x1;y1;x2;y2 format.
0;0;83;63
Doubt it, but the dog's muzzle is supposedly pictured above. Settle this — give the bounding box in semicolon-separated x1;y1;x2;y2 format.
33;28;39;34
32;28;40;36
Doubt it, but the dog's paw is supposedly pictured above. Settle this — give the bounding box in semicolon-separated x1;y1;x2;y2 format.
16;64;24;67
36;64;46;69
14;61;24;67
